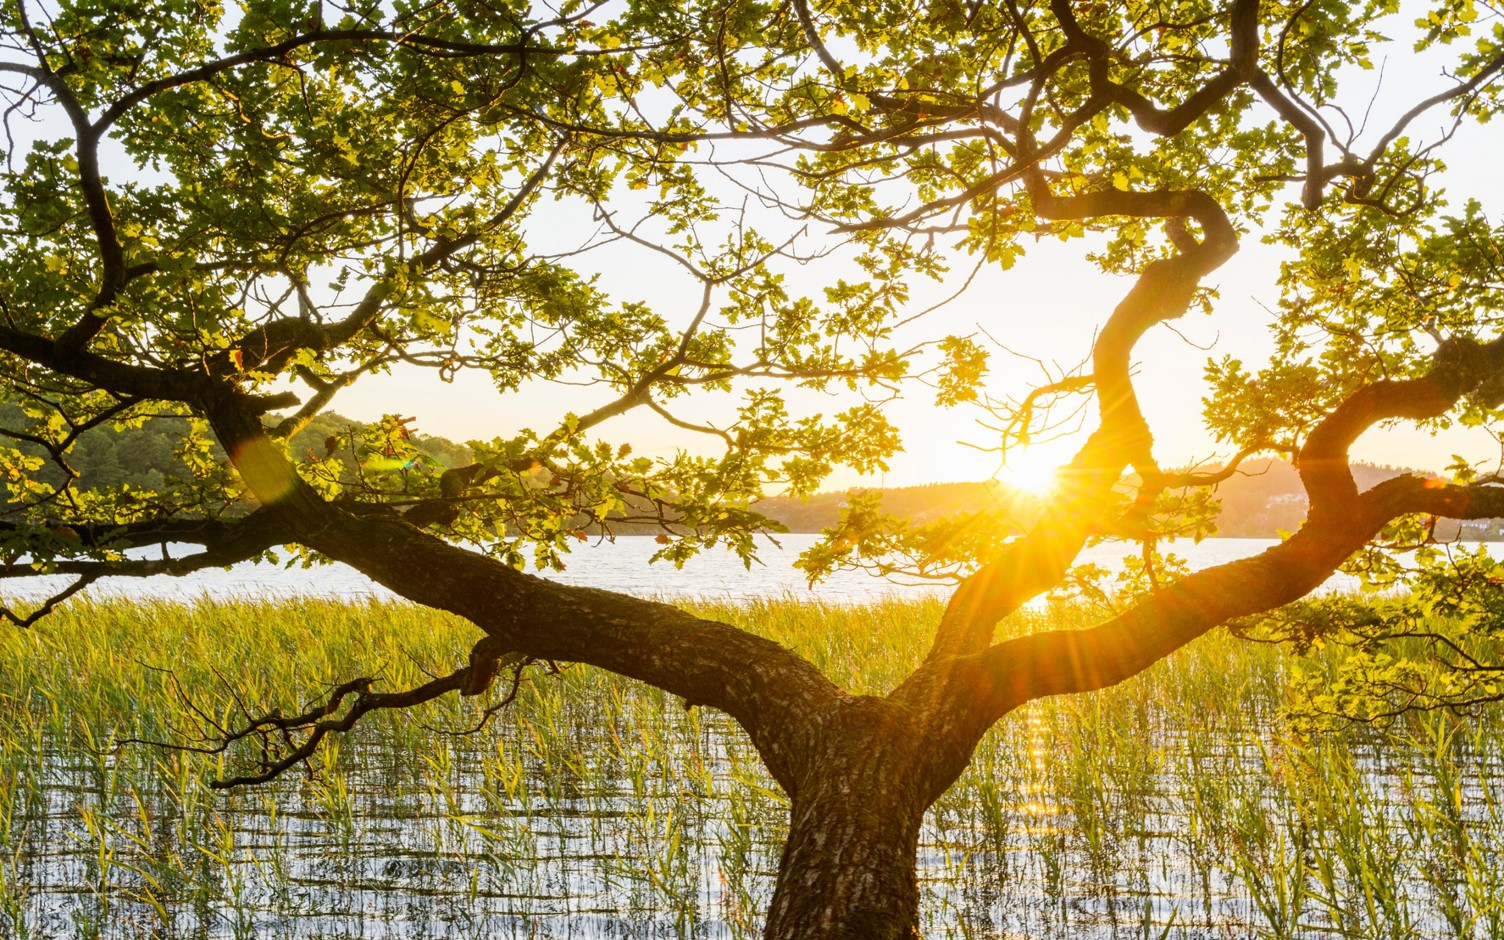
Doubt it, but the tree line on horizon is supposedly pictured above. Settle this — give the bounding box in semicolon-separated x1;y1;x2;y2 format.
7;403;1496;542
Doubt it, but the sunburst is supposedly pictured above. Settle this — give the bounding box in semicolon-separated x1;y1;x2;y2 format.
994;449;1063;496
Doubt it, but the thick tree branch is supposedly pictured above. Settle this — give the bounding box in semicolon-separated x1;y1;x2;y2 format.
0;325;210;402
963;479;1504;730
1300;334;1504;516
0;61;126;358
924;186;1239;662
1246;71;1329;210
1051;0;1258;137
0;510;280;553
910;329;1504;755
967;527;1347;718
1365;477;1504;524
199;392;843;794
0;511;285;627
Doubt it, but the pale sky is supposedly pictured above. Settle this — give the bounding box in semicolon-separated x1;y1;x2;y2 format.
37;5;1487;493
0;3;1487;494
327;16;1504;492
333;134;1502;491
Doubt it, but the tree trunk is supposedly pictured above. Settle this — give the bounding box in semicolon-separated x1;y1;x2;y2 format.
762;697;934;940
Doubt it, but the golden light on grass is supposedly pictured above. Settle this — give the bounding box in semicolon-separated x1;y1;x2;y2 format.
1;597;1493;936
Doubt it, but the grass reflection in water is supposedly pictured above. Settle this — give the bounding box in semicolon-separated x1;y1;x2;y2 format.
1;597;1501;938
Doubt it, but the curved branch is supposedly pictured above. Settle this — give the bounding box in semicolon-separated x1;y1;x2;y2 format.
0;393;139;478
923;187;1239;662
915;329;1504;744
1366;477;1504;523
790;0;845;80
188;629;545;788
968;526;1349;717
206;670;468;788
270;360;382;440
1246;70;1330;210
1052;0;1258;137
201;394;843;794
0;324;209;402
0;59;128;359
1365;51;1504;167
1299;334;1504;514
0;572;98;627
967;479;1504;725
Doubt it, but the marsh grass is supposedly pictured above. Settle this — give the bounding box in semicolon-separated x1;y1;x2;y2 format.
2;595;1503;938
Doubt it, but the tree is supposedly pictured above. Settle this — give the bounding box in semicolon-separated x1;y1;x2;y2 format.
2;0;1503;936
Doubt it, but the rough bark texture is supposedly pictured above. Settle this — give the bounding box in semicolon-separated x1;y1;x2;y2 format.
764;698;930;940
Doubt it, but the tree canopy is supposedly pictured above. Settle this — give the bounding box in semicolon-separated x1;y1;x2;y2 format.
2;0;1504;935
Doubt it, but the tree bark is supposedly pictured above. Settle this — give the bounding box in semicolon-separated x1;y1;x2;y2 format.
762;697;933;940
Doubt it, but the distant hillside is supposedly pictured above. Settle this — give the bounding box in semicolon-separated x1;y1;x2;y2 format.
9;403;1497;542
0;405;472;506
755;480;1038;533
1209;459;1504;539
755;461;1504;540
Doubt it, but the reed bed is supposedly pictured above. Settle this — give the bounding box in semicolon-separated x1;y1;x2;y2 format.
1;595;1501;938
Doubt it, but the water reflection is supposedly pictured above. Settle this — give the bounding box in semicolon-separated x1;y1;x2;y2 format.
9;681;1502;938
5;536;1316;605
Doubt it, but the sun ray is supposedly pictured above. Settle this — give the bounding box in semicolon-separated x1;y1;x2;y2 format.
995;448;1066;497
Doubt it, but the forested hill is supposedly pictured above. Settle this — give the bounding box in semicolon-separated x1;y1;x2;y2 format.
0;405;473;498
755;481;1038;534
4;405;1497;540
756;461;1504;541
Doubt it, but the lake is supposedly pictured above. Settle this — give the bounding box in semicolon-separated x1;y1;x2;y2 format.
0;534;1409;606
5;597;1502;939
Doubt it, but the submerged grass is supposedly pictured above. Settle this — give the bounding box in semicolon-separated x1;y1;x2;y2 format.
1;595;1502;938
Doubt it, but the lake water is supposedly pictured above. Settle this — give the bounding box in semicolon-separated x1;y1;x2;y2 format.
8;606;1502;940
6;538;1504;938
0;535;1397;606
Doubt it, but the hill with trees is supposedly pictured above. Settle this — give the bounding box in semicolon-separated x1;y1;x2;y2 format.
759;461;1504;540
9;402;1498;546
0;403;472;513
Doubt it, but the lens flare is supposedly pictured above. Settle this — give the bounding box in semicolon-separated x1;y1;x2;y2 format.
231;438;299;504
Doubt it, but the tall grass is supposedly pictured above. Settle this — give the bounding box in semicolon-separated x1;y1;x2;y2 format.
1;595;1501;937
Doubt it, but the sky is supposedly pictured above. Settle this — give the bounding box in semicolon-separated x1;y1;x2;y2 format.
306;4;1504;495
329;114;1504;493
53;4;1501;494
327;198;1499;492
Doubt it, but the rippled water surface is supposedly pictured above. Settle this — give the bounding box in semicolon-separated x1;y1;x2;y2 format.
4;535;1346;604
3;546;1503;938
7;631;1504;939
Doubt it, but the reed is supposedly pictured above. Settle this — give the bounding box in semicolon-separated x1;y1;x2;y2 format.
1;595;1501;937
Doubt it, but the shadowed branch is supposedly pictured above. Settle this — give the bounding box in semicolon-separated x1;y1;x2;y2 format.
115;632;537;789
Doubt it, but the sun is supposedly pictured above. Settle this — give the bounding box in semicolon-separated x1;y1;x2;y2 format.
994;450;1064;496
